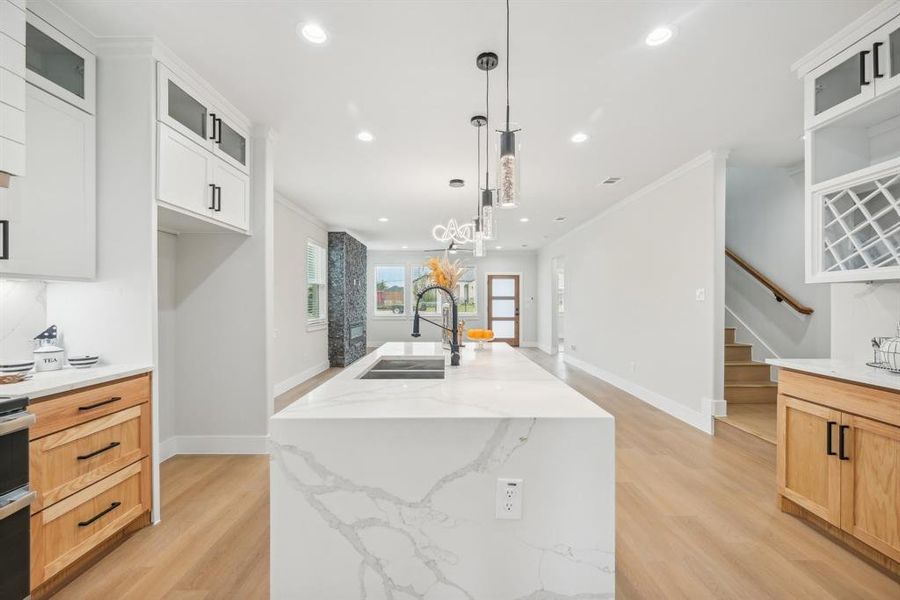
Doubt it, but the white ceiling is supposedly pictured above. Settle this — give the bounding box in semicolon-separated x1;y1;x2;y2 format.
57;0;875;250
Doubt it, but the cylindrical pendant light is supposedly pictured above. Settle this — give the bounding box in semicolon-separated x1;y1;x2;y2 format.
476;52;498;244
497;0;520;209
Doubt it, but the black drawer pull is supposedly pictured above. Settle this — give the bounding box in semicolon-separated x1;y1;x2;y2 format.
77;396;121;411
78;501;121;527
826;421;837;456
208;113;217;140
873;42;884;78
860;50;871;86
209;183;216;210
77;441;120;461
839;425;850;461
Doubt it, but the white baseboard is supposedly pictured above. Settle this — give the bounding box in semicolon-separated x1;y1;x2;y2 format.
703;397;728;418
537;342;554;355
519;341;539;348
564;354;713;434
159;437;178;463
274;361;330;396
160;435;268;457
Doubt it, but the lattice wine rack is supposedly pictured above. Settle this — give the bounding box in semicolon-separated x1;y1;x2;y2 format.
821;169;900;273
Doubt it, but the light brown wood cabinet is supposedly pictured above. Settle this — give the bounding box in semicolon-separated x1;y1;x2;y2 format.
777;369;900;573
28;372;152;597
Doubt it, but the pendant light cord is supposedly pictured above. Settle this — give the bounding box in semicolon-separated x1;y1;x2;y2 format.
476;119;481;216
485;68;490;189
505;0;510;131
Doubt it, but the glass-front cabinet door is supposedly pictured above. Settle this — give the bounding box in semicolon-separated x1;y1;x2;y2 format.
158;64;211;148
805;37;876;128
211;114;249;173
25;16;95;114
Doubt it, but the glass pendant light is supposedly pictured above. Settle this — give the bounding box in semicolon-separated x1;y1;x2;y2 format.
497;0;521;209
481;189;496;240
475;52;498;245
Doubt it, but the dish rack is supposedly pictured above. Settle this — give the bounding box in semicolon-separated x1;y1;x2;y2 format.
867;336;900;373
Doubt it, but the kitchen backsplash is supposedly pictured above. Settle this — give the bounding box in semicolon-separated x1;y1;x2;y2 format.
831;281;900;365
0;279;48;362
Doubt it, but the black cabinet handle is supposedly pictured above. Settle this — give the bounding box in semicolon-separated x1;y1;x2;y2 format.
209;183;216;210
78;396;121;411
77;441;120;461
216;118;223;145
215;185;222;212
826;420;837;455
873;42;884;78
208;113;217;140
0;219;8;260
839;425;850;460
860;50;871;86
78;501;121;527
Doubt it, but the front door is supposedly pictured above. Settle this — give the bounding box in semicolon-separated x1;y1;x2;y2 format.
487;274;520;347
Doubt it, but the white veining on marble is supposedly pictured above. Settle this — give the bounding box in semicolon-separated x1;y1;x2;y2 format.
271;416;614;599
0;279;46;362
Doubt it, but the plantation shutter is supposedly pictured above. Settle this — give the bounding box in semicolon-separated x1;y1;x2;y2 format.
307;241;326;321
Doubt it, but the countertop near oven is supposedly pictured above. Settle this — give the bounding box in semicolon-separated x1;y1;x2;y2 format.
0;364;153;400
766;358;900;392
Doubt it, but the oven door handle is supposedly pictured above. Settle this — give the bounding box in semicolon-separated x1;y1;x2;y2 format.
0;489;36;521
0;411;35;436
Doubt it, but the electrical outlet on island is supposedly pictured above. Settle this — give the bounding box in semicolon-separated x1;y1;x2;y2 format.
495;478;523;520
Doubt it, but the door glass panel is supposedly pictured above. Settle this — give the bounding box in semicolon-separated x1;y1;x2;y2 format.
491;320;515;339
491;299;516;318
814;54;863;115
25;23;85;99
491;278;515;296
168;81;206;139
218;121;246;166
891;26;900;77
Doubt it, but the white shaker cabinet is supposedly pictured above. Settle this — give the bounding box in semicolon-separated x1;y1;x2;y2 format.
0;0;26;180
158;123;214;217
0;84;95;278
211;159;248;230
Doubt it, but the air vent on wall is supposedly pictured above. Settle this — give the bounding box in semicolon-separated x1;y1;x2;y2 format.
601;177;622;185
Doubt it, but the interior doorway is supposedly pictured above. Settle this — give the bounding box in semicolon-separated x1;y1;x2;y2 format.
487;274;520;346
550;257;565;355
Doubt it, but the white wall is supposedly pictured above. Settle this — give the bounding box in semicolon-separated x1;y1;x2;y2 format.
157;232;176;446
367;250;539;346
831;282;900;364
538;152;726;433
272;195;329;394
725;165;830;360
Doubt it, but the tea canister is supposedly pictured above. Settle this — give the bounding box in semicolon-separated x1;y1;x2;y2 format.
34;344;65;372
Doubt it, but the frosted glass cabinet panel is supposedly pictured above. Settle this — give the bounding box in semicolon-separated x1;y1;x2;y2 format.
167;81;207;140
24;16;95;114
814;53;866;116
215;118;247;170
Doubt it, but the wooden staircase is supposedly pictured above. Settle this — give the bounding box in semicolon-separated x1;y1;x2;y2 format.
717;327;777;445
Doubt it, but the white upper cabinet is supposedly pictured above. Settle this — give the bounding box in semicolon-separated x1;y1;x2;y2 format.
800;3;900;282
156;61;251;233
24;13;95;114
0;0;26;179
0;84;95;279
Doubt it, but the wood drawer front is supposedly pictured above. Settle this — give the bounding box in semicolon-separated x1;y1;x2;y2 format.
30;374;151;440
30;404;150;513
31;457;151;587
778;369;900;427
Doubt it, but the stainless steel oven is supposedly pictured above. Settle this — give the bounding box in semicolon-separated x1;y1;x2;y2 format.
0;395;35;600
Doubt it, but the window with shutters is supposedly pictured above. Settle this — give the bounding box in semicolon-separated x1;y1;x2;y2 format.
307;240;327;329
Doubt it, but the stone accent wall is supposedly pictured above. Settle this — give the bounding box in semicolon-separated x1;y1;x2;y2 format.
328;232;367;367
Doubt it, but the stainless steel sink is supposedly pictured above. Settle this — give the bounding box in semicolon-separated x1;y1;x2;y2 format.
359;357;445;380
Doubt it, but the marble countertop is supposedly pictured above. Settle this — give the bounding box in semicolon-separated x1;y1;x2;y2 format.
0;364;153;401
766;358;900;392
275;342;612;419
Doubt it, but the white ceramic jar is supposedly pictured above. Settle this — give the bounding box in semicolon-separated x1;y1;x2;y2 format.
34;344;65;372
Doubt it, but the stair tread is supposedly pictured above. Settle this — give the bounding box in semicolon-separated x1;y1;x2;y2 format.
725;361;769;366
725;343;752;348
726;382;777;388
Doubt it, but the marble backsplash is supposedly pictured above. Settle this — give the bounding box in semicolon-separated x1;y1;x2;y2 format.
0;279;47;362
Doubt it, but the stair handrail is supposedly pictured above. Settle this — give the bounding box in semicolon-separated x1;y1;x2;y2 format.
725;247;814;316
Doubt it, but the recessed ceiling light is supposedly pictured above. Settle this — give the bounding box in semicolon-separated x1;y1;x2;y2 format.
298;22;328;45
521;244;528;248
495;245;503;250
401;245;408;249
377;217;389;222
449;178;465;188
570;132;589;144
553;216;567;222
645;25;675;47
600;177;623;185
519;217;530;223
357;130;374;142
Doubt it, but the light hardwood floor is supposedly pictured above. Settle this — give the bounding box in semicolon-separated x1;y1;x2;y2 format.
716;403;777;444
53;349;899;599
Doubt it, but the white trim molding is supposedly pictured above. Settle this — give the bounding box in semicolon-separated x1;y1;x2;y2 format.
564;354;714;434
274;360;330;396
162;435;269;457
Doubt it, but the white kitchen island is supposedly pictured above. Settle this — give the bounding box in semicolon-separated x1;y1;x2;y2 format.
270;342;615;599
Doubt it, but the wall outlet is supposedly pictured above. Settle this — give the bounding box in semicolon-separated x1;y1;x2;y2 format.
495;478;523;520
695;288;706;301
